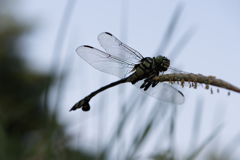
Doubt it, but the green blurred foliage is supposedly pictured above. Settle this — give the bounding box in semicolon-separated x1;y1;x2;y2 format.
0;7;95;160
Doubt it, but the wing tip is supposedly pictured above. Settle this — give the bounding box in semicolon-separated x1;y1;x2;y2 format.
104;32;112;36
76;45;94;53
178;90;184;97
82;45;94;48
98;32;113;39
178;90;185;104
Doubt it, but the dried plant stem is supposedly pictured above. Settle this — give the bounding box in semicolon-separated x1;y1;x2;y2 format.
153;73;240;93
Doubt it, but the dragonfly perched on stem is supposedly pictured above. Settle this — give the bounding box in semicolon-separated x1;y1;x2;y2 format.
70;32;186;112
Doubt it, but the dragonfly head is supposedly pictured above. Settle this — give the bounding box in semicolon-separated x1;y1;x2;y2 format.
156;55;170;71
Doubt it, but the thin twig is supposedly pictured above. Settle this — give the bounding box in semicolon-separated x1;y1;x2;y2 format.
153;73;240;93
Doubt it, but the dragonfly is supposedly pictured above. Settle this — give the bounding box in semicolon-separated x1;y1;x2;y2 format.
70;32;185;112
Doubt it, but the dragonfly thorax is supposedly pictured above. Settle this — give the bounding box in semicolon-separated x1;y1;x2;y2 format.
156;55;170;72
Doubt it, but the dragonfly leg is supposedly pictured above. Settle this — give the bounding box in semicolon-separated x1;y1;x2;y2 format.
140;81;147;89
152;81;159;87
143;82;152;91
140;75;159;91
140;77;152;89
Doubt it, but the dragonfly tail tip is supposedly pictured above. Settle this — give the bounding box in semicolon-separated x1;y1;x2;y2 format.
69;106;77;112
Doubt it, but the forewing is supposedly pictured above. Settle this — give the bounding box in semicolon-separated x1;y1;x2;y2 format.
134;80;185;105
76;45;136;78
98;32;144;64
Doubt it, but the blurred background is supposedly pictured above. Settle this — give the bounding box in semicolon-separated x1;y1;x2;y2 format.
1;0;240;159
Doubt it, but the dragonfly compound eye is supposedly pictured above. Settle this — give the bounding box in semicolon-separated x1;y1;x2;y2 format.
155;56;163;64
162;57;170;70
156;56;170;71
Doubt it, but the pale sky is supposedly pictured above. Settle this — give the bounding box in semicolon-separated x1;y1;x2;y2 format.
11;0;240;159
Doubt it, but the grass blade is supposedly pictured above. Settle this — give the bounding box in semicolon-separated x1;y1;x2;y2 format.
186;124;223;160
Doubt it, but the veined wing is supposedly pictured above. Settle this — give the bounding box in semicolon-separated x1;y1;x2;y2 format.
166;66;189;74
98;32;144;64
76;45;138;78
167;66;203;88
134;79;185;105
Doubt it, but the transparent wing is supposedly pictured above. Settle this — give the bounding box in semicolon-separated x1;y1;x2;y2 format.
98;32;144;64
134;79;185;105
166;66;189;74
166;66;202;88
76;45;138;78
